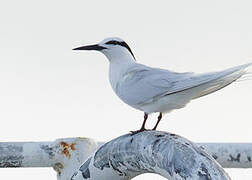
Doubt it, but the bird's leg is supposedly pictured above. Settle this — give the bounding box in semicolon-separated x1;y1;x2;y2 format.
131;112;148;135
152;112;162;130
140;112;148;130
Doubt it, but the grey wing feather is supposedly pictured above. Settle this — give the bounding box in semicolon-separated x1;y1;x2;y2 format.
116;63;252;105
116;65;185;105
166;63;252;97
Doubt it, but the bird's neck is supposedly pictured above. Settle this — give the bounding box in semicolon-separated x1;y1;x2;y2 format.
103;48;135;63
108;57;136;93
104;48;136;92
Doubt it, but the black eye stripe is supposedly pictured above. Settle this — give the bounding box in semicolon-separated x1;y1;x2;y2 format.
105;40;136;60
105;40;120;45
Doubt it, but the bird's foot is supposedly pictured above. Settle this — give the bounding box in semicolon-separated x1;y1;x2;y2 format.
152;127;157;131
130;128;148;135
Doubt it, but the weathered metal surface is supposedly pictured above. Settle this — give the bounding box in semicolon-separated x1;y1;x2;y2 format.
0;143;24;167
199;143;252;168
0;137;98;180
2;140;252;170
2;134;252;179
0;141;54;167
54;138;98;180
71;131;230;180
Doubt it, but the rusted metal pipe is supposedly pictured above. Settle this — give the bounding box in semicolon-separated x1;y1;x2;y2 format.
0;137;98;179
1;133;252;179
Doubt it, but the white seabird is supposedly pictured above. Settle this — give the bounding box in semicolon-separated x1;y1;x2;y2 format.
73;37;251;133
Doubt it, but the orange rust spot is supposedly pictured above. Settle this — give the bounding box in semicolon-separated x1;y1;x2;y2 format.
60;142;76;159
70;143;76;150
53;162;64;175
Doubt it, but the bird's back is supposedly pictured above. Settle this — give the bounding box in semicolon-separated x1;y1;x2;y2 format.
112;62;252;113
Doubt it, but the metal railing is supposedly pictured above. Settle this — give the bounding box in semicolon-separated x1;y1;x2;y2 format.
1;131;251;179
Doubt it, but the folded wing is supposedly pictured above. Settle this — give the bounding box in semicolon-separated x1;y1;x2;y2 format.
116;63;252;105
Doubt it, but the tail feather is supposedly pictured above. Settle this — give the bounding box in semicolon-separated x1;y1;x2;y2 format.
193;63;252;99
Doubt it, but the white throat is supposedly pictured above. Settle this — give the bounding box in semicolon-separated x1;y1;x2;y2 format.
102;47;135;63
105;48;136;93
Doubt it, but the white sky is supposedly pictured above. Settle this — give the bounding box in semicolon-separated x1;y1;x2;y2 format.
0;0;252;179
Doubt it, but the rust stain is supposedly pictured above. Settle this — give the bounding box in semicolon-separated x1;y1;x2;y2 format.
60;141;76;159
70;143;76;150
53;162;64;175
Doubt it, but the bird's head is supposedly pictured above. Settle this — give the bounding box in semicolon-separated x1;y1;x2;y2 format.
73;37;136;62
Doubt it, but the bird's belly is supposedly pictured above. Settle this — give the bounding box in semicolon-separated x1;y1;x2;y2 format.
136;91;193;114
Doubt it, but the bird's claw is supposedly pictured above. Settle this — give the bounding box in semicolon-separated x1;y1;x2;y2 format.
130;128;148;135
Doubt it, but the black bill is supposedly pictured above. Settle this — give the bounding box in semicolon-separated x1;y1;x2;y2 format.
73;44;107;51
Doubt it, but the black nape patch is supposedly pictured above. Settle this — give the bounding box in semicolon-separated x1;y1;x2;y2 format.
105;40;136;60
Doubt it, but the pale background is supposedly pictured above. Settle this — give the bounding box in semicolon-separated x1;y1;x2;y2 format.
0;0;252;179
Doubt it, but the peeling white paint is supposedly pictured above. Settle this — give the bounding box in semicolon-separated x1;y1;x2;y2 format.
71;131;230;180
2;132;252;179
0;137;98;180
199;143;252;168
